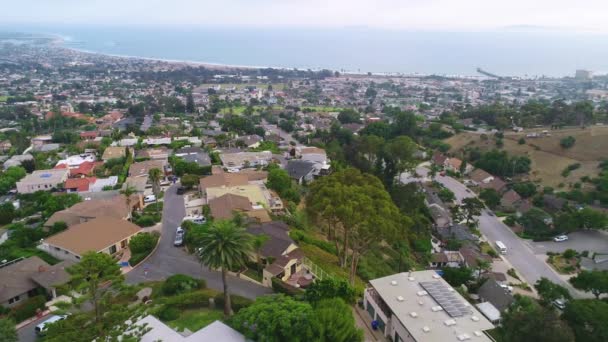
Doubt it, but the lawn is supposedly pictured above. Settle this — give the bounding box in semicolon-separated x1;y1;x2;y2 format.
0;96;7;103
301;106;345;112
547;254;578;274
166;308;224;332
299;242;365;291
243;267;263;283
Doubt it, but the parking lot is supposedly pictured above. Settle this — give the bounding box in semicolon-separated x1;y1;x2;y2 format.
529;230;608;254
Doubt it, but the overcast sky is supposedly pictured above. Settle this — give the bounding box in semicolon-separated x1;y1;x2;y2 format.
3;0;608;32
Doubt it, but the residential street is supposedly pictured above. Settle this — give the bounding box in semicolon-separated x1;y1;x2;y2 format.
125;184;272;299
410;165;588;298
262;120;302;147
17;315;48;342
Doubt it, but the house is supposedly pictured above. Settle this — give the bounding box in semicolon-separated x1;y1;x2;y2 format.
0;256;73;307
477;278;515;319
39;217;142;262
0;140;12;152
55;154;96;169
64;177;97;192
444;157;463;173
182;153;212;167
208;193;253;220
363;271;495;341
500;190;522;211
132;316;245;342
430;251;463;268
175;146;205;157
236;134;263;148
45;195;132;227
129;160;166;177
286;160;316;184
432;153;448;167
16;169;69;194
31;135;53;147
299;147;328;165
136;147;170;161
219;151;273;170
262;248;307;288
436;224;479;244
200;173;248;193
479;177;507;193
3;154;34;170
80;131;98;140
102;146;127;161
469;169;494;185
459;247;493;271
58;161;101;178
247;221;298;260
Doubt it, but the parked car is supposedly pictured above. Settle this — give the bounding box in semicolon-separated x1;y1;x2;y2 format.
36;315;67;335
176;187;186;195
143;195;156;203
554;235;569;242
553;298;567;310
183;215;206;224
174;227;185;246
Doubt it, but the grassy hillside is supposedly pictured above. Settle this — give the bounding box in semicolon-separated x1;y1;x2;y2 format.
444;126;608;188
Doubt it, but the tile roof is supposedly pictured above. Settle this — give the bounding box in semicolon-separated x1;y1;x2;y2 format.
44;217;141;256
129;160;165;177
64;177;96;192
45;196;131;227
200;174;248;190
208;194;252;220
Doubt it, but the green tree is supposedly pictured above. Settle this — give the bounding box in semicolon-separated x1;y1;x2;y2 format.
196;219;253;316
304;278;357;304
441;266;474;287
337;109;361;124
461;197;485;226
252;234;269;276
315;298;363;342
560;136;576;149
563;299;608;342
0;318;17;342
180;174;200;189
128;232;158;255
148;168;163;214
513;182;537;198
67;252;124;324
479;188;501;209
120;185;137;222
0;202;15;225
534;277;571;306
306;168;406;283
232;294;319;342
500;296;574;342
475;258;491;280
569;270;608;299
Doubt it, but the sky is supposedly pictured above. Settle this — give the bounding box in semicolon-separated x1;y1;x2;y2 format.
2;0;608;32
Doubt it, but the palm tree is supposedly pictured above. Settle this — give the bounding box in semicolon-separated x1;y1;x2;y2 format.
197;219;253;316
252;234;270;276
148;168;163;214
120;185;137;221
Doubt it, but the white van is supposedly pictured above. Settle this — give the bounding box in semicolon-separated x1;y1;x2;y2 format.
495;241;507;254
182;215;206;224
35;315;66;335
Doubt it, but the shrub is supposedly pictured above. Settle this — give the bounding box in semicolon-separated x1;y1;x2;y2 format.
487;249;498;258
163;289;217;309
129;232;159;254
157;305;179;321
271;277;304;297
290;230;336;255
213;293;252;313
518;138;526;145
162;274;203;296
563;249;577;259
504;215;516;227
10;295;46;323
143;202;164;213
560;136;576;148
134;215;158;227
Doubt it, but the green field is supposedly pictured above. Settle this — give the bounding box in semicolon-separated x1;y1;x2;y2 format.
166;309;224;332
0;96;8;103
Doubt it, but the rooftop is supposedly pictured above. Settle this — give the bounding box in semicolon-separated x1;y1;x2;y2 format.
369;271;494;342
43;217;141;256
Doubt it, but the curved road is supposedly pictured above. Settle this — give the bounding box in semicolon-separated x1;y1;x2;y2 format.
126;185;272;299
413;165;588;298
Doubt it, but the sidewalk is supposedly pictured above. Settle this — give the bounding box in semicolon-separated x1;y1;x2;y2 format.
352;306;386;342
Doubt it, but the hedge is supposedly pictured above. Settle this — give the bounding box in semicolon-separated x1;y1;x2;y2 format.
213;293;253;313
10;295;46;323
162;289;218;309
271;277;304;297
161;274;205;296
157;305;179;321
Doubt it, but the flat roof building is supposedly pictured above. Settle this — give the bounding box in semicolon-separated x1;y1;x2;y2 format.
16;169;69;194
363;270;494;342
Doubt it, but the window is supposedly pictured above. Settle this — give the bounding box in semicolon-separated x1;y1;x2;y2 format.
8;295;21;304
109;244;117;254
54;247;60;251
366;301;375;320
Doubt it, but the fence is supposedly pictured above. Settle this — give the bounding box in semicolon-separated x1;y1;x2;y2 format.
301;256;332;281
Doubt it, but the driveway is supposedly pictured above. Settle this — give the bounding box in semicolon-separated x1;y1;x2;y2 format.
528;230;608;254
126;184;272;299
409;165;589;298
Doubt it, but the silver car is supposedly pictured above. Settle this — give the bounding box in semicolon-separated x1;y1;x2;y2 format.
174;227;185;246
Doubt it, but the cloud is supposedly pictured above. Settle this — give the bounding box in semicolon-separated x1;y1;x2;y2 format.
2;0;608;32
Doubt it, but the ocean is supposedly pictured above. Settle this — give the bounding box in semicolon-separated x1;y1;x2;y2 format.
3;25;608;77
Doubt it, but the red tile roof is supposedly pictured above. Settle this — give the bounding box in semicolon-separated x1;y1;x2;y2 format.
64;177;96;192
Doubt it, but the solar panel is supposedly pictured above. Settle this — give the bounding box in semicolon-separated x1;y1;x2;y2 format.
419;281;472;318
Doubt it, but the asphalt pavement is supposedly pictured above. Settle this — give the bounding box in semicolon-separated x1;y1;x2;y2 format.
17;315;48;342
528;230;608;254
125;184;272;299
411;165;589;298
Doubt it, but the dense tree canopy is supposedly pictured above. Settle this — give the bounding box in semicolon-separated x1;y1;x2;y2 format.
563;299;608;342
500;296;574;342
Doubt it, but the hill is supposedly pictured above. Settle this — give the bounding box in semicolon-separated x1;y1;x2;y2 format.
444;126;608;189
